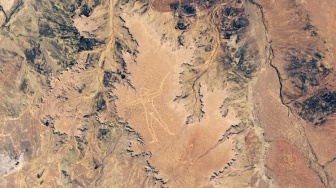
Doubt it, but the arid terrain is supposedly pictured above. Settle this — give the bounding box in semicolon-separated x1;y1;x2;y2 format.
0;0;335;187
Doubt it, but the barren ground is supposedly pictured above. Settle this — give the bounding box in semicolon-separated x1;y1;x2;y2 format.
0;0;336;187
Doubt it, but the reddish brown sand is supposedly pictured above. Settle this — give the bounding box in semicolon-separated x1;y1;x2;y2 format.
1;0;336;187
115;14;238;187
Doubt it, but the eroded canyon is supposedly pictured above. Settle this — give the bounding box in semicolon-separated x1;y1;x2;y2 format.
1;0;336;187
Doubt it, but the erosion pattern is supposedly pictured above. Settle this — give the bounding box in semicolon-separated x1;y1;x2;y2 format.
0;0;335;187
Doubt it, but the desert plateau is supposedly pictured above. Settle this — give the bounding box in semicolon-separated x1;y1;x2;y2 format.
0;0;336;187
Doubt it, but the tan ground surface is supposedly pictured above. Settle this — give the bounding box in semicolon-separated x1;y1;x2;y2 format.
115;14;237;187
1;0;336;187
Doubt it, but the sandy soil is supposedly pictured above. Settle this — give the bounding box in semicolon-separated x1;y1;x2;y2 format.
253;64;327;188
254;0;336;187
114;13;238;187
1;0;336;187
